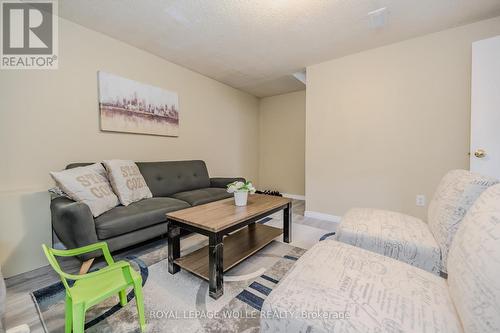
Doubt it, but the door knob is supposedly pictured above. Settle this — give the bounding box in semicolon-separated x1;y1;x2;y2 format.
474;149;486;158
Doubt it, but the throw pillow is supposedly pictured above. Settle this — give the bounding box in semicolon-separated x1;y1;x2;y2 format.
50;163;119;217
103;160;152;206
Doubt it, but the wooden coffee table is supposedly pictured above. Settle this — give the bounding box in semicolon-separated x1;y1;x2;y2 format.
166;194;292;299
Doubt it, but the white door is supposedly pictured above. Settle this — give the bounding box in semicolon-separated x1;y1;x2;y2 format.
470;35;500;179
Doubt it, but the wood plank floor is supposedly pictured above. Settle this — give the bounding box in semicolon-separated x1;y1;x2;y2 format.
3;199;335;332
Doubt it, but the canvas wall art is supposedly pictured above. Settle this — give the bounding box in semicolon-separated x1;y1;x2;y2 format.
98;71;179;137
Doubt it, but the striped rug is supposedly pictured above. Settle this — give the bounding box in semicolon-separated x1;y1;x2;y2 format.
200;247;305;332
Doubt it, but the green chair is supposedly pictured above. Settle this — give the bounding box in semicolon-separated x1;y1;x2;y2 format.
42;242;146;333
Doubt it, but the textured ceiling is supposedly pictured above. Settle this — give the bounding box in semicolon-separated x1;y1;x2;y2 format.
59;0;500;97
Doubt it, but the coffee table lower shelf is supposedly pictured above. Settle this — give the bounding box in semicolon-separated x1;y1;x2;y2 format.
174;224;283;280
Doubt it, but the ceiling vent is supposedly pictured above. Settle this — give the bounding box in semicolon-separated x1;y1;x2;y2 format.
368;7;388;29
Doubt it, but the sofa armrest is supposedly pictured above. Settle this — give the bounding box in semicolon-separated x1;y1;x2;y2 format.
210;177;246;188
50;197;99;261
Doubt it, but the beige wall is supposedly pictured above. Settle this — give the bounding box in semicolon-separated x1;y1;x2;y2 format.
306;16;500;220
4;14;499;278
0;18;259;277
259;91;306;196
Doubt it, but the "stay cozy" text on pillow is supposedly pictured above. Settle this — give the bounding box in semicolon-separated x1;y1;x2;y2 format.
103;160;153;206
50;163;119;216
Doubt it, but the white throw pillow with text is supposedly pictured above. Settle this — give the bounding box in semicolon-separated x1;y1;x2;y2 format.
50;163;119;217
103;160;153;206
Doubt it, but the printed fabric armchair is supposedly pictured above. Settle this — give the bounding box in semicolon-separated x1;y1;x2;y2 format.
42;242;146;333
334;169;498;275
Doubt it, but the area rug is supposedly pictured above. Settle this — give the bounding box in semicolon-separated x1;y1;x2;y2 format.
32;210;337;333
32;239;309;333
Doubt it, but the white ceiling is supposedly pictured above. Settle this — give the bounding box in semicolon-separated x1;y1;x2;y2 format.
59;0;500;97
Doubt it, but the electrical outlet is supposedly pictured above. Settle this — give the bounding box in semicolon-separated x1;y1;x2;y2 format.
416;195;426;207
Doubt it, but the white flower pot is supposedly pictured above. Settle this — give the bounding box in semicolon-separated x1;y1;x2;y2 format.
234;191;248;206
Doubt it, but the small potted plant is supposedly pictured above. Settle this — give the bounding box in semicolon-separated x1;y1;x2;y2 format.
227;181;256;206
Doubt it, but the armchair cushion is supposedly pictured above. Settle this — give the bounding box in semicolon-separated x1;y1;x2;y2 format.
335;208;441;275
427;169;498;273
261;240;462;333
170;188;232;206
95;197;189;239
447;183;500;333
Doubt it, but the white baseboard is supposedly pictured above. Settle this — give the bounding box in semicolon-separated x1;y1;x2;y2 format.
304;210;341;223
282;193;306;200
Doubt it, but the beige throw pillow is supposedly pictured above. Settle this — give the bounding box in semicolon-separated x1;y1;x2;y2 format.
103;160;152;206
50;163;119;217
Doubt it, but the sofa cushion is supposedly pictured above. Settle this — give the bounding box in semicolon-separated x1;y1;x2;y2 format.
170;188;232;206
261;240;462;333
137;160;210;197
94;197;190;239
427;169;498;273
335;208;441;274
66;161;212;197
447;183;500;333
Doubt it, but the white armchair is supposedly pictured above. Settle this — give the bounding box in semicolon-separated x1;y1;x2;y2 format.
335;169;497;275
261;183;500;333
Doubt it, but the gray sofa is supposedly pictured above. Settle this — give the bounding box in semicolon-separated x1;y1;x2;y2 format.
51;160;244;262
